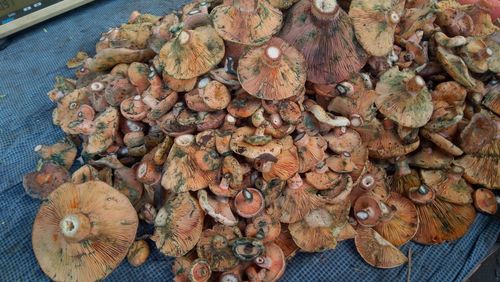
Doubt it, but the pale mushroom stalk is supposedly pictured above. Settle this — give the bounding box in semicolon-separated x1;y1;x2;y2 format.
60;213;91;243
305;100;351;127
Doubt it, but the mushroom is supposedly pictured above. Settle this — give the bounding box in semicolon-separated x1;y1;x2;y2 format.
249;243;286;282
211;0;283;45
276;174;324;223
436;46;476;89
482;80;499;115
436;7;474;37
198;189;238;226
230;126;284;159
353;195;385;227
326;152;357;173
196;225;240;272
127;240;150;267
71;164;99;184
372;192;419;247
305;163;342;190
84;48;156;72
188;259;212;282
234;188;265;218
349;161;389;202
85;107;119;155
375;67;433;128
294;132;327;173
34;139;77;169
226;90;262;118
354;227;408;269
52;88;91;135
324;127;363;154
23;162;70;200
304;99;351;128
407;143;453;169
367;120;420;159
32;181;138;281
420;166;473;205
289;202;349;252
280;0;368;84
159;25;225;79
152;192;204;256
485;31;499;73
245;212;281;242
426;81;467;132
232;237;265;261
161;134;218;192
459;38;492;73
473;188;498;215
237;37;307;101
420;128;464;156
349;0;405;56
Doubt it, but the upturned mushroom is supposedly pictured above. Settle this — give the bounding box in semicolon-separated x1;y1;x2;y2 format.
234;188;265;218
211;0;283;45
375;67;433;128
196;225;240;272
280;0;368;84
349;0;405;56
245;212;282;242
198;189;238;226
237;37;307;101
32;181;138;281
420;166;474;205
152;192;204;256
354;227;408;268
367;120;420;159
248;243;286;282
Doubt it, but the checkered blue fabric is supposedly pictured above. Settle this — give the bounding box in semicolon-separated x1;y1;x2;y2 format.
0;0;498;281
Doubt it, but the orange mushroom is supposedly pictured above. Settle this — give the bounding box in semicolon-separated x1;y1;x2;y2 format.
198;189;238;226
237;37;307;101
250;243;286;282
420;166;473;205
127;240;150;267
23;163;70;200
245;212;281;242
280;0;368;84
196;225;240;272
34;139;77;170
234;188;265;218
294;132;327;173
473;188;498;215
354;227;408;268
367;120;420;159
32;181;138;281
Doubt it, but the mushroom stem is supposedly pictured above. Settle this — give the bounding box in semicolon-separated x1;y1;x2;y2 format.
235;0;258;12
356;210;369;220
255;256;272;269
350;114;363;127
311;0;340;21
388;11;400;24
336;82;354;96
287;174;304;190
360;174;375;190
60;213;91;243
395;158;412;176
405;75;426;96
178;30;191;45
263;45;283;67
91;82;105;92
306;103;350;127
219;175;230;190
243;188;254;202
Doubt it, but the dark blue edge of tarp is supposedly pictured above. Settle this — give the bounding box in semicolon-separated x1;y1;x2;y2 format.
0;0;498;281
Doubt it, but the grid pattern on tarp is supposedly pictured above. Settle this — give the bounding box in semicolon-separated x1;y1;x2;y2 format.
0;0;498;281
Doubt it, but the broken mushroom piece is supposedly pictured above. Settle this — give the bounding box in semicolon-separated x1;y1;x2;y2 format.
280;0;368;84
234;188;265;218
237;37;307;101
159;24;225;79
349;0;405;56
198;189;238;226
23;162;70;200
211;0;283;45
367;120;420;159
32;181;138;281
34;139;77;169
473;188;498;215
375;67;433;128
197;225;240;272
354;227;408;269
152;192;204;257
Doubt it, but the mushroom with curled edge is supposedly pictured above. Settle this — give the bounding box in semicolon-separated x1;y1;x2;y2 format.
262;138;299;182
196;225;240;272
237;37;307;101
367;120;420;159
420;166;473;205
127;240;150;267
294;132;327;173
459;38;493;73
159;24;225;79
280;0;368;84
482;80;499;115
289;201;350;252
152;192;204;257
71;164;100;184
373;192;419;247
246;211;282;243
34;139;77;170
425;81;467;132
349;0;405;56
32;181;138;281
473;188;498;215
234;188;265;218
375;67;433;128
354;227;408;269
211;0;283;46
198;189;238;226
436;45;477;89
247;243;286;282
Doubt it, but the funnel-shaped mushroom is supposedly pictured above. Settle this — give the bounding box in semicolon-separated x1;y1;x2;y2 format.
289;202;349;252
197;225;240;272
159;25;225;79
211;0;283;45
473;188;498;215
375;67;433;128
237;37;306;101
152;192;204;256
280;0;368;84
294;133;327;173
32;181;138;281
367;120;420;159
420;167;473;205
249;243;286;282
373;192;419;247
277;174;324;223
349;0;405;56
354;227;407;268
162;135;218;192
234;188;265;218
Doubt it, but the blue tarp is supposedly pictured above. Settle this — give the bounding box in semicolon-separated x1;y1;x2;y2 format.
0;0;498;281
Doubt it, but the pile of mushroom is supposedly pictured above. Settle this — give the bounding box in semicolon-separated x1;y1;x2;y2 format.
24;0;499;280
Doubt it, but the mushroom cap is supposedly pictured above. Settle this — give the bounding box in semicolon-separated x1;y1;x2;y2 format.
23;163;70;200
234;188;265;218
52;88;91;135
473;188;498;214
152;192;204;256
161;135;218;192
163;73;198;92
294;133;327;173
426;81;467;132
189;259;212;282
375;67;433;128
289;202;349;252
198;190;238;226
420;168;473;205
324;127;363;154
482;81;500;115
354;227;408;269
408;144;454;169
436;46;476;89
230;126;283;159
460;38;491;73
85;107;119;155
413;198;476;244
454;139;500;189
486;31;500;73
420;128;464;157
367;120;420;159
200;80;231;110
245;212;281;242
159;25;225;79
211;0;283;45
277;180;324;224
459;112;496;154
197;225;240;272
35;139;77;169
32;181;138;281
305;169;342;190
262;142;299;181
127;240;150;267
255;242;286;282
349;0;405;56
280;0;368;84
353;195;383;227
328;88;377;122
237;37;307;101
267;0;300;9
373;192;419;247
